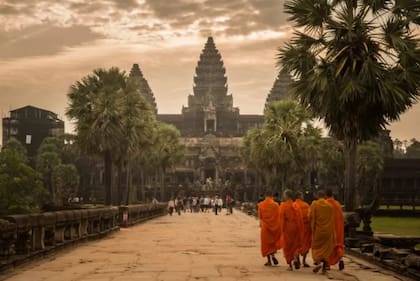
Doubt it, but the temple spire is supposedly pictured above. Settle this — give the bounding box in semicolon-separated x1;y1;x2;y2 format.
190;37;232;110
264;72;293;111
129;63;157;114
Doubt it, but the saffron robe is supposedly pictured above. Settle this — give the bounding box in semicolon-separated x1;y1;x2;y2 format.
294;198;312;255
279;199;304;264
309;198;335;262
258;197;281;257
327;197;345;265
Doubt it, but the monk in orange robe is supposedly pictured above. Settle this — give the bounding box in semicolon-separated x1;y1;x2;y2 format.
326;188;345;270
258;190;281;266
279;189;304;271
309;190;335;274
294;191;311;267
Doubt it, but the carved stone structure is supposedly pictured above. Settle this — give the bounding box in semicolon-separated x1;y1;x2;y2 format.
129;63;158;114
264;72;293;110
0;204;166;272
158;37;263;137
157;37;264;197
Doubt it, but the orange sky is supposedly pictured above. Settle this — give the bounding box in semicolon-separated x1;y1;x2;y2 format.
0;0;419;145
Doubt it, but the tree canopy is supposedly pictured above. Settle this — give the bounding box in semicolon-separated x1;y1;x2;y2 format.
278;0;420;210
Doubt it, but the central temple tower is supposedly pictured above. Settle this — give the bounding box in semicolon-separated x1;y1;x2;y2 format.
181;37;240;136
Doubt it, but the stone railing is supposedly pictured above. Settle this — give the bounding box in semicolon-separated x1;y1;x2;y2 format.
119;203;167;227
0;203;167;272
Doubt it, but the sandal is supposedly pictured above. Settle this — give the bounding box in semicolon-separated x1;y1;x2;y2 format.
294;258;301;270
339;260;344;271
313;265;322;273
272;256;279;265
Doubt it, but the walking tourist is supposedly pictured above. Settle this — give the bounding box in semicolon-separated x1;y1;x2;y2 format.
168;198;175;216
175;197;183;215
226;194;234;215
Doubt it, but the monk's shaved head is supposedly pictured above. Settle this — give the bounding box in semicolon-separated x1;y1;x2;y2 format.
325;188;333;197
317;190;326;198
264;189;273;197
283;189;293;200
296;191;303;199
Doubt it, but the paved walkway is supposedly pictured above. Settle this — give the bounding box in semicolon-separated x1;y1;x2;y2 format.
1;210;411;281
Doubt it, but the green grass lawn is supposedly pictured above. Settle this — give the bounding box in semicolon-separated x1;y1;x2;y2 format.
378;205;417;210
363;216;420;236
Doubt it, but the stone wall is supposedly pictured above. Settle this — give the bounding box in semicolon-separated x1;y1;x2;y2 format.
0;204;167;272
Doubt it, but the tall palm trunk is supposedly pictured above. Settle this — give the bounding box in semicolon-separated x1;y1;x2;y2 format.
140;169;145;202
117;163;124;205
160;166;165;201
125;162;131;205
104;150;112;205
344;139;357;211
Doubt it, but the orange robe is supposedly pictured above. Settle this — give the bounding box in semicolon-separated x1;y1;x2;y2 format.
309;198;335;262
327;197;345;265
258;197;281;257
279;199;304;264
294;198;311;255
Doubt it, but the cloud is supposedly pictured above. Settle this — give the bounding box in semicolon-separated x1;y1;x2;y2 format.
0;23;105;59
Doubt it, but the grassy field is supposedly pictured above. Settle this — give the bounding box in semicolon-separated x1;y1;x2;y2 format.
378;205;418;210
363;216;420;236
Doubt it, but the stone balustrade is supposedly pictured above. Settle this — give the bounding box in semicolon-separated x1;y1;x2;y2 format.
0;203;167;272
119;203;167;227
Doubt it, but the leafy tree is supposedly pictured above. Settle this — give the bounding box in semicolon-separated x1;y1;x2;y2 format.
36;151;61;203
279;0;420;210
357;141;384;205
67;68;127;205
406;138;420;158
0;148;46;215
242;99;312;190
115;78;156;204
318;137;345;193
393;138;406;158
2;139;28;163
51;164;80;205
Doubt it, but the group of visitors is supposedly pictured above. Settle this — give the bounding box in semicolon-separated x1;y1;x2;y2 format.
167;195;235;216
258;188;344;274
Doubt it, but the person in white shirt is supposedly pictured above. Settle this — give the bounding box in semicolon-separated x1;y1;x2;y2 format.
168;198;175;216
203;197;210;212
214;195;223;215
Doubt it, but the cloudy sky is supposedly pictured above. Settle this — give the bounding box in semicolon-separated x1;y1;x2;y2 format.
0;0;419;144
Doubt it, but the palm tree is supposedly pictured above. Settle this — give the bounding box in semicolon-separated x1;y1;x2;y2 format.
242;100;311;191
150;122;184;201
67;68;126;205
115;77;156;205
278;0;420;210
264;100;310;189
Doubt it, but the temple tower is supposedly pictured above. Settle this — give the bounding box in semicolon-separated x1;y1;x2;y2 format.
264;72;293;110
129;63;158;114
182;37;239;136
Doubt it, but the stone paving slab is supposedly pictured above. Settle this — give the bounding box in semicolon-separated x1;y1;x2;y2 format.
0;210;413;281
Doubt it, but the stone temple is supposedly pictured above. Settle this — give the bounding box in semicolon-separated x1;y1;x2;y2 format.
127;37;291;199
156;37;279;198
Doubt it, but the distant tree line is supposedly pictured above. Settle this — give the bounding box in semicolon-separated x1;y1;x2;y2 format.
0;67;185;215
241;99;385;208
393;139;420;159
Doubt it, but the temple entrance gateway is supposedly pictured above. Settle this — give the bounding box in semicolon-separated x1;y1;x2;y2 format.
204;168;215;180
